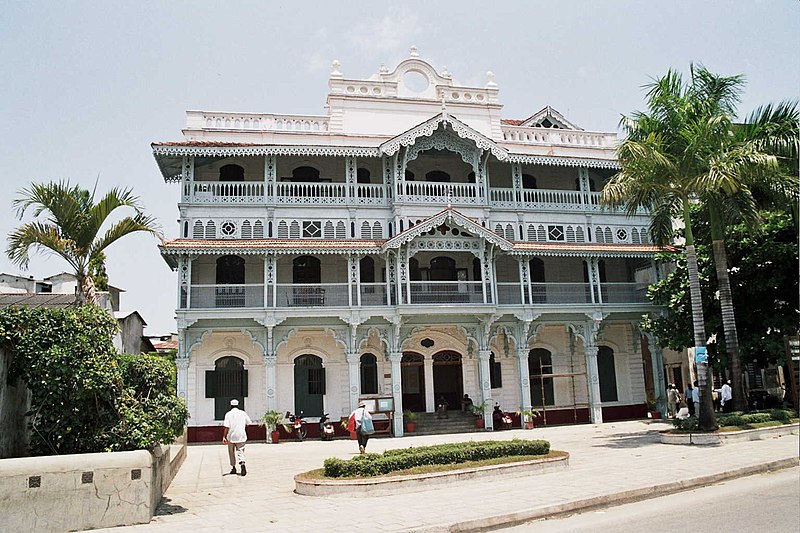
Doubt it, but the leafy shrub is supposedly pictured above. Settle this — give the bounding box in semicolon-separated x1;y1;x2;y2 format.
671;417;699;431
323;439;550;478
0;306;187;456
768;409;793;422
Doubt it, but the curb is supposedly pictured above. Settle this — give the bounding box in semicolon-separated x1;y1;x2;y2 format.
422;456;799;532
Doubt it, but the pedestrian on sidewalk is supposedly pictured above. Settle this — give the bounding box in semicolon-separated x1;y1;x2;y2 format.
667;384;680;418
684;382;695;417
691;381;700;416
222;399;252;476
350;400;374;454
716;380;733;413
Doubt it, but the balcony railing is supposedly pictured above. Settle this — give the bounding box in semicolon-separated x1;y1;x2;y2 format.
402;182;481;204
407;281;484;304
189;284;264;308
188;181;265;203
181;281;650;309
275;182;348;204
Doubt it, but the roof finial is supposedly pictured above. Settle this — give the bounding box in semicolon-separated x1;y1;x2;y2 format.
485;70;497;88
441;65;450;78
441;92;447;114
379;63;389;74
409;45;419;58
330;60;342;78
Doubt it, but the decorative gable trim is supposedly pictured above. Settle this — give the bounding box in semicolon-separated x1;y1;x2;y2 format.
382;208;513;252
520;106;581;130
379;113;508;161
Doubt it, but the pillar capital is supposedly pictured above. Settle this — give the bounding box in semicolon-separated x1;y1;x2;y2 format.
477;349;492;361
346;352;361;364
515;348;529;359
388;351;404;362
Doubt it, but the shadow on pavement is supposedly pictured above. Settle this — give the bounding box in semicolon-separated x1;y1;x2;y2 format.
156;497;188;516
594;431;662;448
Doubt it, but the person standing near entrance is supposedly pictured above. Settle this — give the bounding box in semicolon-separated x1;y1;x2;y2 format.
667;384;680;418
716;380;733;413
222;399;252;476
691;381;700;416
350;400;374;454
684;383;695;417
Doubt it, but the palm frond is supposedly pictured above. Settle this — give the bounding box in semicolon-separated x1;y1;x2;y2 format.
6;221;81;271
88;213;161;258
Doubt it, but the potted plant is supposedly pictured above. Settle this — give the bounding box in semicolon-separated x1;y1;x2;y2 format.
260;410;283;443
470;401;488;428
516;408;540;429
647;398;662;420
403;409;419;433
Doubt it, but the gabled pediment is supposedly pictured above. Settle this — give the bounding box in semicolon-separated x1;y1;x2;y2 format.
520;106;580;130
382;208;514;252
379;113;508;161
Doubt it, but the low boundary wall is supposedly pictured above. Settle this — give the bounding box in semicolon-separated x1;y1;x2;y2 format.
660;424;799;445
0;438;186;532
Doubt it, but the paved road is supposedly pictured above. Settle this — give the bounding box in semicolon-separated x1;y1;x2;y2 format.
90;421;798;533
504;467;800;532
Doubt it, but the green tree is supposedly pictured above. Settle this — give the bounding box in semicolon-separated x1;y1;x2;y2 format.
6;181;160;305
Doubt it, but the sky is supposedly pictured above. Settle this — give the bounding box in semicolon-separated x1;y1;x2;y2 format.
1;1;797;335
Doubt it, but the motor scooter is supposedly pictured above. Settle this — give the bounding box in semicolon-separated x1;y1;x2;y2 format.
285;410;308;441
319;413;335;441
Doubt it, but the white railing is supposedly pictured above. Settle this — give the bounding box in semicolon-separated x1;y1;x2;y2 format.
407;281;484;304
500;126;617;148
354;184;390;205
187;110;330;133
275;182;348;204
359;283;388;305
600;283;649;304
188;181;265;203
188;284;264;309
521;189;586;209
496;283;524;305
275;283;349;307
402;182;481;204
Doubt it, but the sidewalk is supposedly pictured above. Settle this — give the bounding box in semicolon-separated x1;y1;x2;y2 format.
91;421;799;533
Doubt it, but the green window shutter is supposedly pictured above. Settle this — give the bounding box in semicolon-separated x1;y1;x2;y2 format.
242;369;249;396
319;367;326;395
205;370;217;398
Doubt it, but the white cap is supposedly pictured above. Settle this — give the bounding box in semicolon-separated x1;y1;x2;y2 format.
230;399;239;406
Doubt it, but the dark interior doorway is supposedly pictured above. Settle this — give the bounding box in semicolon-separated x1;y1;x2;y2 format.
433;351;463;410
401;353;425;412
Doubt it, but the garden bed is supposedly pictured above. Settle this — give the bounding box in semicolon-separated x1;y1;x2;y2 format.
661;420;798;445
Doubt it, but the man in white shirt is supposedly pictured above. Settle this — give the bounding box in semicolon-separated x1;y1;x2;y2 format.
716;380;733;413
223;399;252;476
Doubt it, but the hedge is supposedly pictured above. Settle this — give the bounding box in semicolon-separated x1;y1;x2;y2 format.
673;409;796;431
323;439;550;478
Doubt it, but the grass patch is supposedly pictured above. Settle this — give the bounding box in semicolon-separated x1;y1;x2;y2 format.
297;450;567;481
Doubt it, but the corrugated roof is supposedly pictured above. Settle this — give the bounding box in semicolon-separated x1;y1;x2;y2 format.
0;293;78;308
500;119;525;125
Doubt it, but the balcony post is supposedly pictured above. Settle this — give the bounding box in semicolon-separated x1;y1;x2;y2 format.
387;252;396;305
583;319;604;424
264;154;276;204
511;162;522;206
577;167;590;207
424;358;435;413
347;254;357;307
345;156;356;204
264;254;276;308
516;348;532;413
177;255;192;309
388;351;404;436
478;349;493;430
176;327;189;404
181;155;194;203
346;351;361;412
518;256;530;305
264;326;277;411
585;257;600;304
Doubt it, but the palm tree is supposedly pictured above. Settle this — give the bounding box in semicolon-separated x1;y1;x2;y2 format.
693;94;798;412
6;181;161;305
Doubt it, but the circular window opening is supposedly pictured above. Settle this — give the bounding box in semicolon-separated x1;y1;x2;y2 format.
403;70;429;93
221;221;236;237
421;338;435;348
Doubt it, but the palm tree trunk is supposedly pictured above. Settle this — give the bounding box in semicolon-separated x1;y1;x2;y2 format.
77;273;99;306
683;203;716;430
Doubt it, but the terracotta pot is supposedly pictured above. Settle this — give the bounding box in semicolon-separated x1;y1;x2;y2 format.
524;420;535;429
475;417;485;429
270;430;280;444
405;421;415;433
650;411;662;420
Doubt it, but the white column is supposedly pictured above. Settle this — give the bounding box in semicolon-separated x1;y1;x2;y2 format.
347;255;356;307
347;352;361;412
478;349;493;430
176;328;189;402
264;327;276;411
585;343;603;423
647;335;667;415
424;358;435;413
389;352;404;436
518;257;529;305
516;348;532;412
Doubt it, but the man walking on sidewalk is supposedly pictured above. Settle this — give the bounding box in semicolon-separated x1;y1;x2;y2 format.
223;399;253;476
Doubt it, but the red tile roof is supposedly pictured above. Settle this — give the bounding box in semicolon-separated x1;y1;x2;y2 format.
161;239;384;249
153;141;266;147
501;119;525;125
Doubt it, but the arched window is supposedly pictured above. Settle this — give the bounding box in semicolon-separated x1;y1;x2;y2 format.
530;258;545;303
216;255;244;284
292;256;321;284
360;353;378;394
219;164;244;182
356;168;371;184
360;256;375;283
529;348;554;406
405;170;415;181
429;256;457;281
409;257;421;281
183;221;189;238
426;170;451;182
291;166;320;182
489;352;502;389
597;346;618;402
206;356;247;420
472;257;481;282
522;173;537;189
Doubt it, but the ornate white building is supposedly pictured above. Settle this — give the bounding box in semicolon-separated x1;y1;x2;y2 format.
153;49;668;441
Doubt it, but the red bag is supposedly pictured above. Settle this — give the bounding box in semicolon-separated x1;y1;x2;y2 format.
347;413;356;433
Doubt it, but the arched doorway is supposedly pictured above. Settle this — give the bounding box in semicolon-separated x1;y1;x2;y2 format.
207;356;247;420
529;348;555;408
401;353;425;412
597;346;618;402
433;351;463;411
294;354;325;416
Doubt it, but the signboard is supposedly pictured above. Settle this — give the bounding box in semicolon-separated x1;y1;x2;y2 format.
694;346;708;363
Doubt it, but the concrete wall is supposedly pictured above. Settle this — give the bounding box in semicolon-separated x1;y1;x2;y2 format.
0;347;30;459
0;441;186;533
